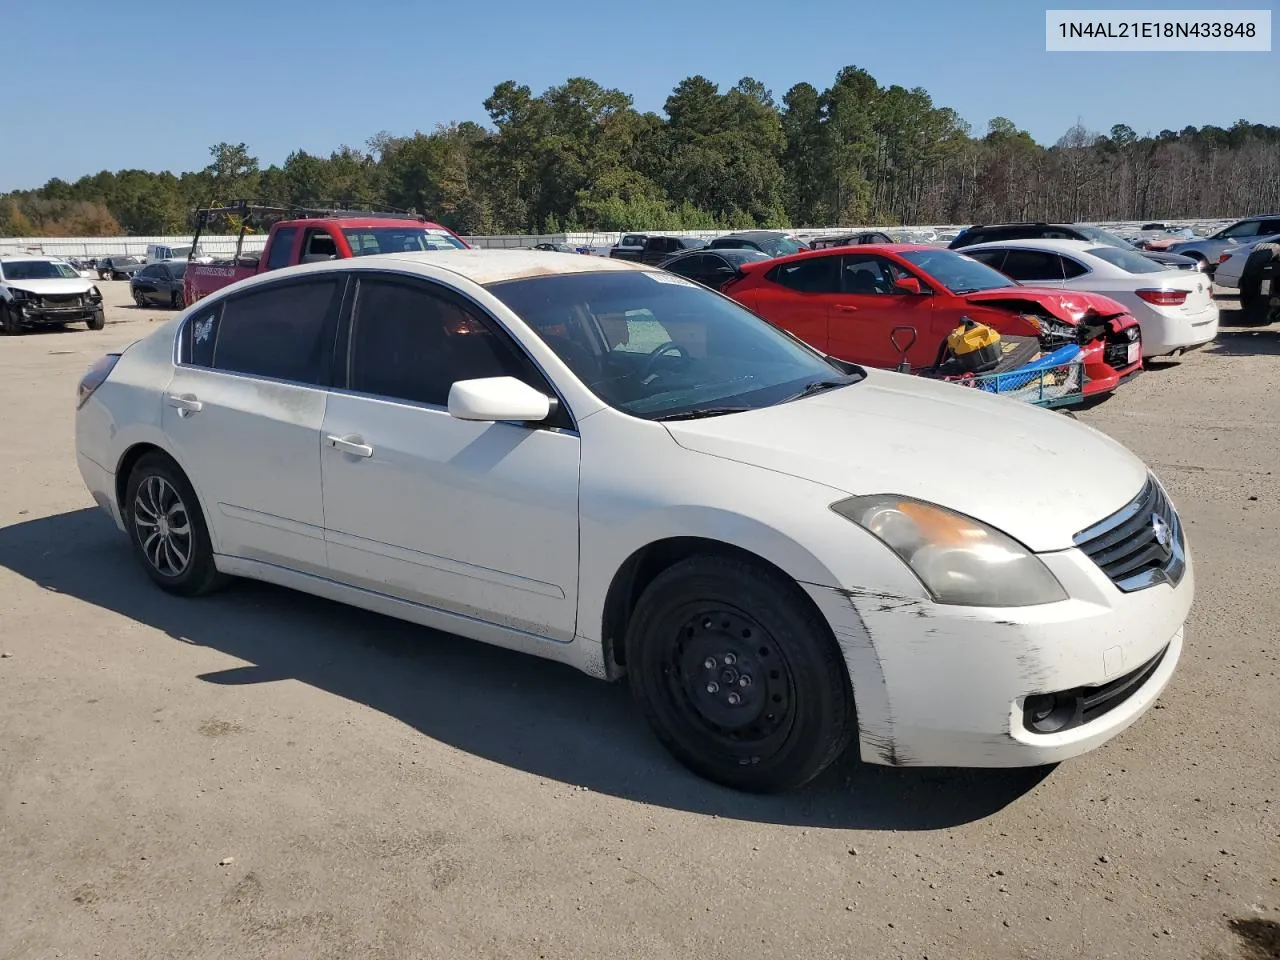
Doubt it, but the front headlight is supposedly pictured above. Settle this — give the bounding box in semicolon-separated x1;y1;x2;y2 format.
832;495;1068;607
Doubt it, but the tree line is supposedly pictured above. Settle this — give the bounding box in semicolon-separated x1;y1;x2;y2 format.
3;65;1278;238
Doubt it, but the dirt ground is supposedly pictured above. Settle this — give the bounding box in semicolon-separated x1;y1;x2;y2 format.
1;280;1277;960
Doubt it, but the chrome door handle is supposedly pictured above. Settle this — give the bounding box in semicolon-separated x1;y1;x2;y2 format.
165;393;203;416
326;434;374;458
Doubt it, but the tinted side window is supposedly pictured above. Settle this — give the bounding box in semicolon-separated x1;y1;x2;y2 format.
1221;220;1261;239
1059;255;1089;279
768;256;840;293
668;254;705;277
999;250;1064;282
181;306;220;368
266;227;299;270
212;278;341;385
840;254;909;294
966;249;1007;271
346;278;531;407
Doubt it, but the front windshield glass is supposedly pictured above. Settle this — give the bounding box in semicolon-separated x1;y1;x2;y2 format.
1;260;79;280
898;248;1018;293
759;236;805;257
343;227;466;255
1086;246;1165;274
486;270;858;420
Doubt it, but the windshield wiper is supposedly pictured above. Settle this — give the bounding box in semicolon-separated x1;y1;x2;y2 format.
654;406;753;422
779;376;858;403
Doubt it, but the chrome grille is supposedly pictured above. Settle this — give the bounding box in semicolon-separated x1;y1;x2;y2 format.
1074;476;1185;592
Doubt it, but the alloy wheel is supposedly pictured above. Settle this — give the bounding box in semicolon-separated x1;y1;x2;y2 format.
132;475;192;577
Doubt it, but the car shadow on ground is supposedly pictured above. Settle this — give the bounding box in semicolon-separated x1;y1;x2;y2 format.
0;508;1052;830
1208;328;1280;357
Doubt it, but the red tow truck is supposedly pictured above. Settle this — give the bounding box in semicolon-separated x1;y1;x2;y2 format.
183;201;470;304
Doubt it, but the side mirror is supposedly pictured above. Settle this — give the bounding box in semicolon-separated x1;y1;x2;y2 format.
893;277;925;295
448;376;552;423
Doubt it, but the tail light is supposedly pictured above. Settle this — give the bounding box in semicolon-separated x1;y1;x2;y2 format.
77;353;120;408
1135;288;1188;307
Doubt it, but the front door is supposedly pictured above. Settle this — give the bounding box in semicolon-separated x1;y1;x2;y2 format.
320;273;581;641
826;253;939;368
160;275;343;575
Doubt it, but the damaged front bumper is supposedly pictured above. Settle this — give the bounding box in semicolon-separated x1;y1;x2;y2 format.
12;299;103;326
801;544;1194;768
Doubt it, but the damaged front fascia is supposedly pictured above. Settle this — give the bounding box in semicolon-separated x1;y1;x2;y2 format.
806;582;1048;767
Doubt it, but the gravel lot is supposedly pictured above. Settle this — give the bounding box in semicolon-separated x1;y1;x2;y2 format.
1;279;1278;960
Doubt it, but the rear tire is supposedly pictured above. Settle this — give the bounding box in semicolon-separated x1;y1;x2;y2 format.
624;554;855;793
124;452;228;597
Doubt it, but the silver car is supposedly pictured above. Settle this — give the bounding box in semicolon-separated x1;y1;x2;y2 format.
1166;215;1280;273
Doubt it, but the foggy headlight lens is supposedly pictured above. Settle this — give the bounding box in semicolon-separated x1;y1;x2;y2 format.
832;495;1068;607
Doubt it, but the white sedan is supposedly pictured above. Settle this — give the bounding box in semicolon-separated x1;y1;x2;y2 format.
75;251;1194;792
963;239;1218;358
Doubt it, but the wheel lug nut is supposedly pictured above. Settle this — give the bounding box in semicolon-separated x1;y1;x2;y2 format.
704;657;717;670
706;682;719;694
739;675;751;687
727;693;742;706
724;653;736;666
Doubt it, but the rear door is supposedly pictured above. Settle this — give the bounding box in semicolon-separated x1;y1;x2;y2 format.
746;255;840;353
161;275;344;575
826;253;939;368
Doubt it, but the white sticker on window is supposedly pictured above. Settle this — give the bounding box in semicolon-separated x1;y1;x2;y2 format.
194;317;213;343
646;271;699;287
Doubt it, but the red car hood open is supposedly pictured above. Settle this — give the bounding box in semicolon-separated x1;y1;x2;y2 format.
962;287;1130;325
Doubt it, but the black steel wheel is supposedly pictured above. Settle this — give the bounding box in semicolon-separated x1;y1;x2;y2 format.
124;452;227;596
625;554;855;792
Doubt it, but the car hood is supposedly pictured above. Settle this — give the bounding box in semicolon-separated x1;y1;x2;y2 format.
4;278;94;295
664;370;1148;552
960;287;1129;322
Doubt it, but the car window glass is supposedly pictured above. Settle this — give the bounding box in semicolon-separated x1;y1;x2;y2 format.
769;256;840;293
839;254;907;295
1221;221;1260;239
1058;255;1089;279
669;254;705;276
266;227;299;270
998;250;1064;282
1085;246;1165;274
347;278;531;407
212;278;340;385
182;306;220;368
966;249;1007;271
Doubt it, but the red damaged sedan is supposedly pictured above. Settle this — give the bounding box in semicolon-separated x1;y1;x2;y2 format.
721;245;1142;395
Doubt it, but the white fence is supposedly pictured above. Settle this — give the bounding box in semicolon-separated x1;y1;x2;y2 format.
0;219;1235;259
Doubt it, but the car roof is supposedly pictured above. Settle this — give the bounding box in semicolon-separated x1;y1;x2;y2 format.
720;230;792;239
285;216;453;231
379;249;657;285
961;238;1098;253
0;254;60;261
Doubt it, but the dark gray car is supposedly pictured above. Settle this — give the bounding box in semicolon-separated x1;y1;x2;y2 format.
130;261;187;308
97;255;145;280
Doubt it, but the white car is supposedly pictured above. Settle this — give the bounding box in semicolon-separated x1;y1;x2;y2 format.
74;251;1194;792
1212;235;1280;293
0;255;105;334
962;239;1218;358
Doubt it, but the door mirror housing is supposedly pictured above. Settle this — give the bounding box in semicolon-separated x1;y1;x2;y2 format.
448;376;552;423
893;276;925;295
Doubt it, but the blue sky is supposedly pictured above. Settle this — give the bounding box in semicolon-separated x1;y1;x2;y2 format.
3;0;1275;191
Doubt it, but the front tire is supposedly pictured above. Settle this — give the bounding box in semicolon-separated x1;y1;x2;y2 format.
1;305;21;335
86;309;105;331
133;289;147;307
171;289;185;309
624;555;855;793
124;453;227;596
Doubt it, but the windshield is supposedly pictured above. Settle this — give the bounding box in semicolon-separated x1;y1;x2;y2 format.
486;270;857;420
1075;225;1137;250
343;227;466;255
1;260;79;281
898;249;1018;294
1085;246;1165;274
756;236;805;257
